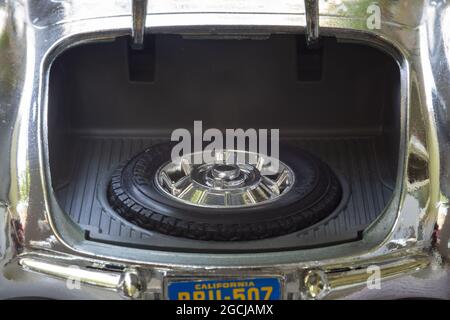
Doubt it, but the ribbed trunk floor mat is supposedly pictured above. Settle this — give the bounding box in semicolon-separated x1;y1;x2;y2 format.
55;136;394;252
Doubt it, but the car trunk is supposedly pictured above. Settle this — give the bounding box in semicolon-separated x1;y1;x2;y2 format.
47;34;401;252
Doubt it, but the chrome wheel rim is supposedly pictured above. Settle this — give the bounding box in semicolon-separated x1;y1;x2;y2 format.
155;149;295;208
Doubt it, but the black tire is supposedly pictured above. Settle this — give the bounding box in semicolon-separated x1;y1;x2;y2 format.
108;143;342;241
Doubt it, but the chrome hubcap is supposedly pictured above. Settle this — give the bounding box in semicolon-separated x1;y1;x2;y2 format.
155;150;295;208
211;164;240;180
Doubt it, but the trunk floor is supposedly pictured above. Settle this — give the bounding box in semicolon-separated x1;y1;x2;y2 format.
55;136;394;252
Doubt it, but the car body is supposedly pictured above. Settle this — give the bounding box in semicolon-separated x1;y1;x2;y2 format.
0;0;450;300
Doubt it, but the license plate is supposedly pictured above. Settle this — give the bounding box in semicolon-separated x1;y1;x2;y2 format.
167;277;281;300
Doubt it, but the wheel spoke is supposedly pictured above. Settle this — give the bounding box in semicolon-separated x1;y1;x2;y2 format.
261;176;281;195
256;156;264;171
178;182;194;199
245;190;257;204
180;158;192;175
259;181;277;198
276;169;290;188
160;170;174;191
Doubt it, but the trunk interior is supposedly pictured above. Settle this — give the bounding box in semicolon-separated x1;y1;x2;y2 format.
48;34;401;252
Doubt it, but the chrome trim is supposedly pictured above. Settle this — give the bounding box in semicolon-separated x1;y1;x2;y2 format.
154;149;296;208
304;0;319;48
131;0;147;49
14;249;431;300
20;257;122;290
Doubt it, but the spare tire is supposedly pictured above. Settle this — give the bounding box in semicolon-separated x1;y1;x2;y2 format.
108;143;342;241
